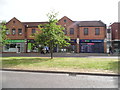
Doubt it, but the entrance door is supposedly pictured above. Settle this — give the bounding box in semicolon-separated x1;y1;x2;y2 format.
81;44;87;53
16;43;21;53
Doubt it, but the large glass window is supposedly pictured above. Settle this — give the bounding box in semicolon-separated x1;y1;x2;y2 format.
95;28;100;35
84;28;88;35
10;44;16;48
70;28;74;35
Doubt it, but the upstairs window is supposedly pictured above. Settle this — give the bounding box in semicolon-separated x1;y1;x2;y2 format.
13;21;15;24
6;29;9;35
18;28;22;35
70;28;74;35
107;29;111;33
12;29;16;35
64;19;67;23
84;28;88;35
32;29;36;34
63;28;67;35
95;28;100;35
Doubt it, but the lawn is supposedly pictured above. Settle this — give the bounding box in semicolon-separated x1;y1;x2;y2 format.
1;57;119;74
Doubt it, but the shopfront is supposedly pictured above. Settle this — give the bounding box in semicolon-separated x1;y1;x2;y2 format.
27;40;39;52
3;40;26;53
80;39;104;53
57;39;77;53
112;41;120;53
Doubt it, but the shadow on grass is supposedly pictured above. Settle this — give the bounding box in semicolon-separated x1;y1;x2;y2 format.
2;58;52;68
107;61;120;74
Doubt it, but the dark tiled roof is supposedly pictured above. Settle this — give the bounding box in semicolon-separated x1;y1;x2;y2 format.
76;21;106;27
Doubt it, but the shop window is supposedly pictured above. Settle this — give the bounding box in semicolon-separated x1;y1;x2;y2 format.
10;44;16;48
95;28;100;35
32;29;36;34
70;28;74;35
4;44;10;50
12;29;16;35
18;28;22;35
84;28;88;35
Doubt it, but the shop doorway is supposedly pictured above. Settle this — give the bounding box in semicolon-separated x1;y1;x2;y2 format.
81;44;93;53
16;43;21;53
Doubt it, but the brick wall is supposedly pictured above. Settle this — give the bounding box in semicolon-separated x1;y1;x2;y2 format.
111;23;120;40
6;17;25;40
79;27;106;39
26;27;42;39
58;16;78;39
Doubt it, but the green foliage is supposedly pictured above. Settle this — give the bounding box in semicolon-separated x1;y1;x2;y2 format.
34;11;70;58
0;21;9;46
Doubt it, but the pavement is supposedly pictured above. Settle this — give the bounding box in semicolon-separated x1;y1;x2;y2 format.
2;52;119;57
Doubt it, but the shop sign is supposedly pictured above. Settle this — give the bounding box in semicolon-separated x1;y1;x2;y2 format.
6;40;25;43
80;40;90;42
87;43;94;45
80;39;103;43
91;40;103;42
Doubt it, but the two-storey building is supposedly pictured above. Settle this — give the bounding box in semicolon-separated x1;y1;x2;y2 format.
58;16;106;53
110;22;120;53
3;16;107;53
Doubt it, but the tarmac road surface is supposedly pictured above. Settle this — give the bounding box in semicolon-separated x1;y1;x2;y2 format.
2;71;118;88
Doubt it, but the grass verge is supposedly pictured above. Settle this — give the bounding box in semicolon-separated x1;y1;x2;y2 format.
1;57;119;74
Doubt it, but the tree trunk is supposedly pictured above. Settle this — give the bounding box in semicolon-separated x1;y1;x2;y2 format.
50;40;53;59
50;47;53;59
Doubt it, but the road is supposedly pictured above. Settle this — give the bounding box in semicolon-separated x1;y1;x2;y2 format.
2;71;118;88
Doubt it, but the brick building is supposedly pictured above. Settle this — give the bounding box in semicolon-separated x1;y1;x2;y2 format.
3;16;107;53
110;22;120;53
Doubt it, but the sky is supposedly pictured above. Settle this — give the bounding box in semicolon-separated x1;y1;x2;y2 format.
0;0;119;26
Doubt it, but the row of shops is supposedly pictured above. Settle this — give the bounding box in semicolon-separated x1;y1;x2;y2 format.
3;39;105;53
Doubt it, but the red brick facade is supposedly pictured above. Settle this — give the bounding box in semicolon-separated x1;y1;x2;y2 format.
110;22;120;52
4;16;107;53
111;22;120;40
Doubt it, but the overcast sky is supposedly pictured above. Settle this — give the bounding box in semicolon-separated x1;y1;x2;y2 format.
0;0;119;26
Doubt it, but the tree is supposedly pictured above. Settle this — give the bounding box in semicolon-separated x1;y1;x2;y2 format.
35;12;70;59
0;21;9;46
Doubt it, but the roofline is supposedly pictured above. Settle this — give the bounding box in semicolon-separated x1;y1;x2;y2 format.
6;17;22;25
78;25;106;27
22;22;48;23
58;16;73;22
